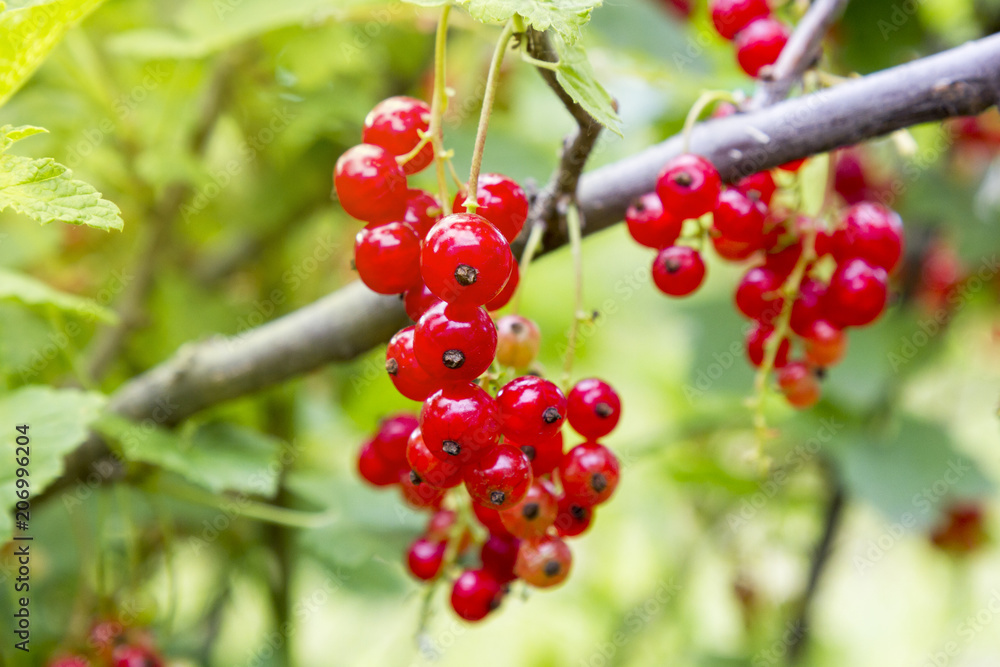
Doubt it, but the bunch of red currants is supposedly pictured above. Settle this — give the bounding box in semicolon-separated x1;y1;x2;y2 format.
709;0;791;77
336;96;623;622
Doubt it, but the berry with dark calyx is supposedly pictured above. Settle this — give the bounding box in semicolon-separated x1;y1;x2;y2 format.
710;0;771;40
625;192;684;249
713;188;767;244
515;535;572;588
512;430;564;477
777;361;822;409
495;314;541;369
354;222;422;295
334;144;407;222
473;502;514;538
496;375;567;443
656;154;722;220
362;96;433;175
735;18;790;78
407;536;446;581
735;266;784;323
825;258;889;327
567;378;622;439
480;534;521;584
386;327;440;401
451;568;504;622
745;322;790;368
464;444;533;510
652;246;706;297
414;302;497;382
559;442;620;507
420;383;501;463
403;283;443;322
357;440;401;487
406;428;464;488
803;319;847;367
485;261;519;312
500;478;558;539
403;188;442;238
712;233;759;262
399;468;445;510
734;171;777;206
421;213;514;306
832;202;904;273
453;173;529;243
554;495;594;537
789;278;827;337
111;645;163;667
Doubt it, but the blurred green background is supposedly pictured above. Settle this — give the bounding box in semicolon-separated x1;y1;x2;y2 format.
1;0;1000;665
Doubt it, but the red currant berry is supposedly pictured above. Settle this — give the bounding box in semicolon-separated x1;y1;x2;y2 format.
399;468;445;510
403;188;442;238
834;148;873;205
421;213;514;306
803;319;847;367
407;536;446;581
745;322;790;368
735;266;784;323
554;494;594;537
714;188;768;244
451;569;504;622
464;444;533;510
625;192;683;249
734;170;777;206
567;378;622;439
496;376;567;443
652;246;706;297
500;478;558;539
735;18;790;77
453;173;529;243
481;534;521;584
764;239;803;279
386;327;440;401
371;414;419;466
354;222;421;295
414;302;497;383
712;233;760;261
778;157;807;172
511;430;564;477
515;536;572;588
710;0;770;40
420;383;501;463
495;315;541;368
559;442;620;507
485;261;519;311
403;283;443;322
777;361;822;409
472;502;514;538
789;278;827;337
111;645;163;667
357;440;401;486
406;428;464;488
825;258;889;327
334;144;407;222
832;202;904;273
362;96;433;175
48;657;91;667
656;154;722;220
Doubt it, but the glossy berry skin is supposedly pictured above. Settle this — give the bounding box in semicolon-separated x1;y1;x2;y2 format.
403;189;442;238
399;468;445;510
480;534;521;584
656;154;722;220
713;188;767;244
473;502;515;538
496;376;567;443
652;246;706;297
495;315;541;369
111;645;163;667
826;258;889;327
567;378;622;439
451;568;504;622
464;444;533;510
735;171;777;206
512;430;564;477
500;479;558;539
735;18;790;77
407;537;446;580
555;494;594;537
832;202;904;272
334;144;407;222
357;440;401;487
515;536;572;588
371;414;419;467
485;261;519;311
414;302;497;383
745;322;790;368
403;283;443;322
386;327;440;401
362;96;433;175
406;428;464;488
421;213;514;306
803;319;847;367
453;174;529;243
420;383;501;463
355;222;422;295
789;278;827;337
710;0;771;40
625;192;684;249
712;233;759;261
559;442;620;507
777;361;822;409
735;266;784;323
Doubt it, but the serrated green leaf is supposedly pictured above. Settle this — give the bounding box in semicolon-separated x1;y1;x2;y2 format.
94;415;285;498
0;267;117;323
464;0;601;42
0;153;123;230
0;124;47;151
0;387;106;545
0;0;108;109
553;35;623;136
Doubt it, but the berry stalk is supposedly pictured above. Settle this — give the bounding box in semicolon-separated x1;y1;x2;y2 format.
562;203;587;389
511;221;545;314
681;90;735;154
431;5;453;215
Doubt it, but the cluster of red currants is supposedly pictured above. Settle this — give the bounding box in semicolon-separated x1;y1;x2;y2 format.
626;149;903;408
337;96;623;622
47;619;163;667
709;0;791;77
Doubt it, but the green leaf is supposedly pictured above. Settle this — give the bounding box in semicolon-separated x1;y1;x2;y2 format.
0;387;106;545
0;124;47;150
94;415;285;498
464;0;601;43
552;35;623;136
0;267;117;323
0;0;108;109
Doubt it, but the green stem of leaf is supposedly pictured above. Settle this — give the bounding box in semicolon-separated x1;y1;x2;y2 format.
681;90;736;154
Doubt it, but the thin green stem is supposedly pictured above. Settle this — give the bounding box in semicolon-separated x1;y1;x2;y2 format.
511;222;545;314
561;203;586;390
464;20;517;214
681;90;736;154
520;49;560;71
431;5;453;215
